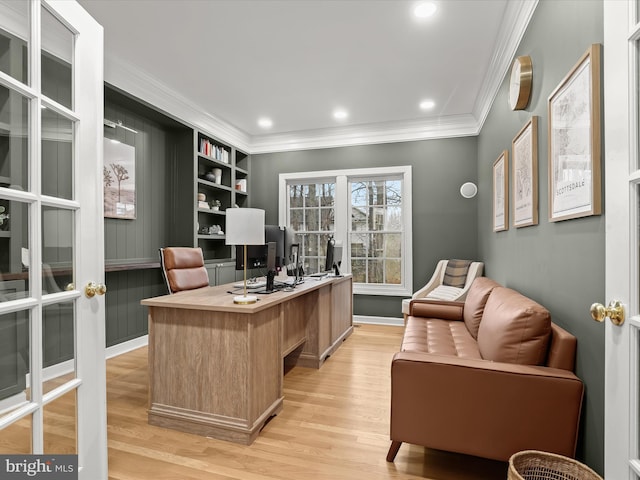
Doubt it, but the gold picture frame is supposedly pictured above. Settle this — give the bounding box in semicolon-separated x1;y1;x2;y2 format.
512;117;538;228
493;150;508;232
548;43;602;222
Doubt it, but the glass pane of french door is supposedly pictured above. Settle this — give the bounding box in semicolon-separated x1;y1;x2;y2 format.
41;107;73;199
0;84;28;191
41;4;72;110
0;310;30;417
0;1;29;85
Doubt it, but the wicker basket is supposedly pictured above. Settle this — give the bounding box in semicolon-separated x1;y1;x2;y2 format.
508;451;603;480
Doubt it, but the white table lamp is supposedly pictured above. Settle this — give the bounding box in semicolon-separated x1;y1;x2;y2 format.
226;208;265;304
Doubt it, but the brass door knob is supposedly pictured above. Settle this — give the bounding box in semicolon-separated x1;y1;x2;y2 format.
590;300;624;326
85;282;107;298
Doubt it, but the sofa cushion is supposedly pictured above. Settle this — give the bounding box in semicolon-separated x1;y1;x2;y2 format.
442;259;472;287
425;285;465;301
463;277;501;339
402;317;482;359
477;287;551;365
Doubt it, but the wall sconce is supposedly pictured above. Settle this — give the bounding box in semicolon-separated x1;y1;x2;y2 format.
460;182;478;199
104;118;138;134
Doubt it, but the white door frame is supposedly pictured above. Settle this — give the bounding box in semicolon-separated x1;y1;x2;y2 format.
51;1;108;477
603;1;638;478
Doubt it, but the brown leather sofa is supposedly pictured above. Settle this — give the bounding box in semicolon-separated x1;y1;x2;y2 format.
387;277;584;463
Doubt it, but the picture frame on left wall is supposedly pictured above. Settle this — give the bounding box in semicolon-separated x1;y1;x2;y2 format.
103;139;136;219
493;150;508;232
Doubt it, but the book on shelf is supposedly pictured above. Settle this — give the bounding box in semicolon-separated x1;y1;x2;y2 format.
198;201;210;209
199;138;229;163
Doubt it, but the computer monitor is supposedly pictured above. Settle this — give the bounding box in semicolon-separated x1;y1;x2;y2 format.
235;244;267;270
331;244;343;276
235;225;292;273
232;225;302;288
287;244;301;281
265;241;277;291
283;227;301;277
264;225;285;270
324;236;342;275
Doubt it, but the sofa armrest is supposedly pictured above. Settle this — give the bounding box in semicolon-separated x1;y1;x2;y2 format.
412;260;448;299
409;299;464;321
389;352;583;462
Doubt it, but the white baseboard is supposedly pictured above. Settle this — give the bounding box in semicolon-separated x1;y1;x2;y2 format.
353;315;403;327
106;335;148;360
23;335;150;388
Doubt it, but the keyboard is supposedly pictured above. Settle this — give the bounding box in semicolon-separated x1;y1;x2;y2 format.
307;272;328;278
233;280;267;289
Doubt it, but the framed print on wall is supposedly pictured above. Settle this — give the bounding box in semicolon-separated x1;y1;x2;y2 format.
548;43;602;222
512;116;538;228
493;150;508;232
103;138;136;219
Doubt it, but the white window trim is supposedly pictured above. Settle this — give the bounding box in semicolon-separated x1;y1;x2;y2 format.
279;166;412;296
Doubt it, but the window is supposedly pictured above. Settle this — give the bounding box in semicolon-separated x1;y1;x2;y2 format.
279;166;412;296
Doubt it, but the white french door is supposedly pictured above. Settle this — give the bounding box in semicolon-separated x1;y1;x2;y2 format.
0;1;106;478
603;1;640;478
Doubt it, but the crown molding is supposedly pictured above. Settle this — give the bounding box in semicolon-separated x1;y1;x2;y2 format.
102;0;537;155
249;114;479;153
103;56;252;152
472;0;539;128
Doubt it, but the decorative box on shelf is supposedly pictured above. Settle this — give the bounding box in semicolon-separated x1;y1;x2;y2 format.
235;179;247;192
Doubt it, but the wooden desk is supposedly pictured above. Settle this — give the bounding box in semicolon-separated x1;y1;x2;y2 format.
141;275;353;445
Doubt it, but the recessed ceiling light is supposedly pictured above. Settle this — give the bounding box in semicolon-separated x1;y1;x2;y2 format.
258;117;273;128
420;99;435;110
414;2;437;18
333;109;348;120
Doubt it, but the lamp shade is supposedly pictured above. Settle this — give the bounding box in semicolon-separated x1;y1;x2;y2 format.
225;208;265;245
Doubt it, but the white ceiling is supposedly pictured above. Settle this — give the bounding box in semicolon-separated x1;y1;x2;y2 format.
78;0;537;153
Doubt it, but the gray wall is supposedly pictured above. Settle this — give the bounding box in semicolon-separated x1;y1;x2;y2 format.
103;89;189;347
477;0;604;472
251;137;479;317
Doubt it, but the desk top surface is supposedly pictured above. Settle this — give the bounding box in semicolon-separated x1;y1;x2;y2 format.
141;274;351;314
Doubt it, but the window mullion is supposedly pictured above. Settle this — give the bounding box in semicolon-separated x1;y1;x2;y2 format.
335;175;349;273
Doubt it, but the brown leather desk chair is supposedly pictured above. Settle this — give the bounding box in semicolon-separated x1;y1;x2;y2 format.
159;247;209;294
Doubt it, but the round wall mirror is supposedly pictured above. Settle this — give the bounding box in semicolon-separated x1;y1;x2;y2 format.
460;182;478;199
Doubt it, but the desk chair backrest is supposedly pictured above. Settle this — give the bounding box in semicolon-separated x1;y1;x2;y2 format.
159;247;209;294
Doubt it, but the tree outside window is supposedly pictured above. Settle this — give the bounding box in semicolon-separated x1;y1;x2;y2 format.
350;179;402;285
288;182;335;274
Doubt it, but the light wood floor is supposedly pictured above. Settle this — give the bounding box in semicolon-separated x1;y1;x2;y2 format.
105;324;508;480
